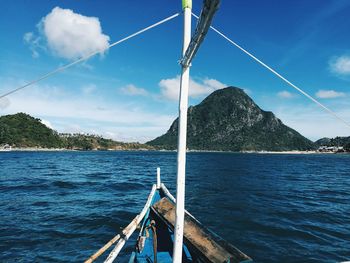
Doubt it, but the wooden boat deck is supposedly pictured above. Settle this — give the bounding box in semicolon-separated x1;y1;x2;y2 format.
152;197;252;263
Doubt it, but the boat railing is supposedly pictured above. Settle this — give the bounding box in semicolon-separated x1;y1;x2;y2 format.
84;184;157;263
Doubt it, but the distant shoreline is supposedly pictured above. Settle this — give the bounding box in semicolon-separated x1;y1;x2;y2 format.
0;147;152;152
190;150;337;154
251;151;333;155
0;147;71;152
1;147;345;154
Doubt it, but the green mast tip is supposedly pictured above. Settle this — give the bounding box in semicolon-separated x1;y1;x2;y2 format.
182;0;192;9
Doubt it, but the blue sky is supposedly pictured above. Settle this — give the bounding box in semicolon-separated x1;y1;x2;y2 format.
1;0;350;142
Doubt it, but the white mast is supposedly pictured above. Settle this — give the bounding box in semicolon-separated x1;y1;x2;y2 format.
173;0;192;262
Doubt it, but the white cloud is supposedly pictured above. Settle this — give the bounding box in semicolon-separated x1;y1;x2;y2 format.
277;90;295;99
23;32;42;58
120;84;148;96
202;78;226;90
275;105;350;141
0;82;174;143
159;76;227;101
330;55;350;75
0;97;10;109
81;84;96;95
243;88;252;95
40;119;53;129
29;7;110;60
23;32;33;43
62;124;83;134
315;89;346;99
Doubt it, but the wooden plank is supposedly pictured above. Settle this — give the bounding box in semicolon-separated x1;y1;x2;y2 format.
152;197;252;263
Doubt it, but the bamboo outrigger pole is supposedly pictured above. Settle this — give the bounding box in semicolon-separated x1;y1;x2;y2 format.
172;0;192;262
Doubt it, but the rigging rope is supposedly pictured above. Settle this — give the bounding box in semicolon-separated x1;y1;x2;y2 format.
147;220;158;263
0;13;180;100
192;13;350;130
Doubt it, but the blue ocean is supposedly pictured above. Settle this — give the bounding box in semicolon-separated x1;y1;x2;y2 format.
0;151;349;262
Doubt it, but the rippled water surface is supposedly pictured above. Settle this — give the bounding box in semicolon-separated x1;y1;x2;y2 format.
1;151;349;262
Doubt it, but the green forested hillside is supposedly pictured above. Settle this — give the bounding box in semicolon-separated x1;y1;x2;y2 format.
0;113;153;150
315;136;350;147
0;113;62;148
315;136;350;152
60;133;153;150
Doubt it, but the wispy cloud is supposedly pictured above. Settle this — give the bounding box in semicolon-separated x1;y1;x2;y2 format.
280;1;350;66
243;88;252;95
0;81;174;142
315;89;346;99
159;76;226;101
81;84;96;95
275;104;350;141
277;90;296;99
23;32;42;58
24;6;110;60
0;97;10;109
40;119;53;129
329;55;350;75
202;78;226;90
120;84;149;96
0;75;226;141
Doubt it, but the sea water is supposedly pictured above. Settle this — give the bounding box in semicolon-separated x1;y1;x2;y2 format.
0;151;349;262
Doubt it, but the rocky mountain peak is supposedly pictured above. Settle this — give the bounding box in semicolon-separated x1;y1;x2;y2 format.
148;87;314;151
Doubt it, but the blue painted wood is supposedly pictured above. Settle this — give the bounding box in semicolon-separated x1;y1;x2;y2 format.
129;189;193;263
128;252;136;263
129;187;252;263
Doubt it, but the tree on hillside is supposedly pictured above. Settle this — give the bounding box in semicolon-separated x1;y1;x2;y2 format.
344;143;350;152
